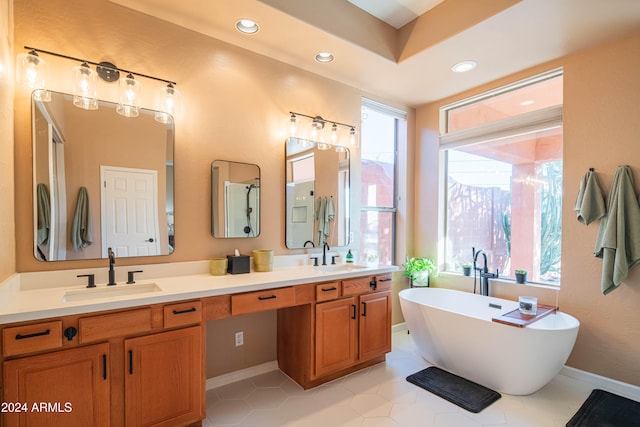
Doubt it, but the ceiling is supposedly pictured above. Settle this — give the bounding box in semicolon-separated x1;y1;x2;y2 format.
109;0;640;107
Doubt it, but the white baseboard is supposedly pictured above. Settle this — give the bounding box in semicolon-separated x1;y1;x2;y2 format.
560;366;640;401
392;322;408;334
206;361;279;390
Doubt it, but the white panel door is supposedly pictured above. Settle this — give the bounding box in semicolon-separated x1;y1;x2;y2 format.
101;166;160;257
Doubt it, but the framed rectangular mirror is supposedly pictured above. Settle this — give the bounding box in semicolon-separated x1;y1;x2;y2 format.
285;137;350;249
33;91;175;261
211;160;261;238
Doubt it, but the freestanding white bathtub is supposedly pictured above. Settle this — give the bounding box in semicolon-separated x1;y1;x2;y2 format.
399;287;579;395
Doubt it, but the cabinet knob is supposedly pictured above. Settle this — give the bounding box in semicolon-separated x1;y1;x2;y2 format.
63;327;78;341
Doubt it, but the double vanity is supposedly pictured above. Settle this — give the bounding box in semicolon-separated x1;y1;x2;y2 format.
0;259;397;426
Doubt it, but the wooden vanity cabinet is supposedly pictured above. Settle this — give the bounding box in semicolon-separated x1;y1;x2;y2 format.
2;343;110;427
1;303;204;427
124;326;203;427
278;274;392;389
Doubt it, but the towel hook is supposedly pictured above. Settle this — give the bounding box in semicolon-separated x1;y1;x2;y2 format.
589;168;594;172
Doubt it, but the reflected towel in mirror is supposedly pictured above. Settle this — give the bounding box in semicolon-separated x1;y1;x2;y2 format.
36;183;51;245
71;186;93;251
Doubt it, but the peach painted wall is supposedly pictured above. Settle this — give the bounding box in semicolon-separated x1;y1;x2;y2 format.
416;30;640;386
0;0;15;282
11;0;413;377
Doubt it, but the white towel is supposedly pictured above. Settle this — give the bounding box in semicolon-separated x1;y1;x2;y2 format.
574;170;606;225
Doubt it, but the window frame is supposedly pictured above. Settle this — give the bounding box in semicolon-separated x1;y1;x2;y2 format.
359;98;406;266
438;69;564;285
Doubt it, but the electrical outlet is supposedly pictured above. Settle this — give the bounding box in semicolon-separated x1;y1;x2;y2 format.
235;331;244;347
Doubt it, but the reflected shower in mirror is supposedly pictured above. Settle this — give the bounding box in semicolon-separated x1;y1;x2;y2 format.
33;91;175;261
211;160;261;238
285;137;350;249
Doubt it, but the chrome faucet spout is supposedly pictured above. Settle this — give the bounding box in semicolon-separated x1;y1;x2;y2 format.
107;247;116;286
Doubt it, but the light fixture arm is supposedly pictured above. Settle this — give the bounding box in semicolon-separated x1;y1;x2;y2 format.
24;46;177;86
289;111;355;131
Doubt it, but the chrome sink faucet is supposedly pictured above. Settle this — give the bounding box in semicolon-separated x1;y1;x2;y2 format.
322;242;330;266
107;247;116;286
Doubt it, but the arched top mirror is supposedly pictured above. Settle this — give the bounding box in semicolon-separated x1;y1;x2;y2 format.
285;137;350;249
211;160;261;238
33;91;175;261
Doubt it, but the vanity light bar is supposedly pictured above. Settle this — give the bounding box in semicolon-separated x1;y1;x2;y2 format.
23;46;177;86
288;111;355;132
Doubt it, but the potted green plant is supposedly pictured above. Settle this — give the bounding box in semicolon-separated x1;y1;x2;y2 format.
462;263;472;276
515;269;528;284
403;257;437;287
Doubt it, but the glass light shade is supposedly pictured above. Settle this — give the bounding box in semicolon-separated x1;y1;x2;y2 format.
17;52;50;101
72;63;98;110
349;128;359;148
316;142;331;150
116;74;141;118
155;83;181;123
311;120;324;141
289;114;297;136
330;123;338;143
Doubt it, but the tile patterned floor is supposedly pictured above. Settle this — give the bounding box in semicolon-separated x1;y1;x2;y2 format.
203;330;597;426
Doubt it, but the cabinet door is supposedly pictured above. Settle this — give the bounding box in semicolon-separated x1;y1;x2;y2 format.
315;297;357;377
359;291;392;362
124;326;203;427
2;343;110;427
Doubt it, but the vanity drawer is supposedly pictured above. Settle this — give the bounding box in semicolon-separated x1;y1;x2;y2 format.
79;308;152;343
374;274;393;291
232;287;296;315
341;276;375;296
2;321;63;357
164;300;203;328
316;281;340;302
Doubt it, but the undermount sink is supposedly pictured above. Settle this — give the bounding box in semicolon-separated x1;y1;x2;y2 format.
63;282;162;303
318;264;368;272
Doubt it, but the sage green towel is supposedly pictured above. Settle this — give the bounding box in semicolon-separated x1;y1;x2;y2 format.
594;166;640;294
574;170;606;225
36;183;50;245
71;186;93;251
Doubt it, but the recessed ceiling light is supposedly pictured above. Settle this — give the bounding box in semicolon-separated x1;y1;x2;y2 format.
452;60;477;73
315;52;334;63
520;100;535;106
236;19;259;34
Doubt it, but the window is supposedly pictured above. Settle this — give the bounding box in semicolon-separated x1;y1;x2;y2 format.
440;70;563;284
358;99;406;265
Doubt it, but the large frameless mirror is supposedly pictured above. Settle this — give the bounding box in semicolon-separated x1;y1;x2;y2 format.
285;137;350;249
211;160;261;238
33;91;175;261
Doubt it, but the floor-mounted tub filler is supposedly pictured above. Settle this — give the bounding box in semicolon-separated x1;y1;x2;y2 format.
399;287;580;395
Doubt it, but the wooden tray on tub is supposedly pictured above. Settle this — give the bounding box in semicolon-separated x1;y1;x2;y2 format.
492;304;557;328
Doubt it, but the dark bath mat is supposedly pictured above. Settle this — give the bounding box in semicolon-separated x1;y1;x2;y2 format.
567;389;640;426
406;366;501;413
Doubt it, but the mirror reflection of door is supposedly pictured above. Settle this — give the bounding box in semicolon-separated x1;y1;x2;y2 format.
286;153;315;248
101;166;160;257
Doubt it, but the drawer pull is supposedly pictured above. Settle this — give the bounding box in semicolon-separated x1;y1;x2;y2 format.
129;350;133;375
379;278;392;282
258;295;277;301
15;329;51;340
173;307;197;315
362;302;367;317
321;287;337;292
103;354;107;380
351;304;356;320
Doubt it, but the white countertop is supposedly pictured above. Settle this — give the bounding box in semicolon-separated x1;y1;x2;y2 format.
0;257;398;324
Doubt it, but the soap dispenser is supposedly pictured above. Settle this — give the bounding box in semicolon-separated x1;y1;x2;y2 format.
346;249;354;264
